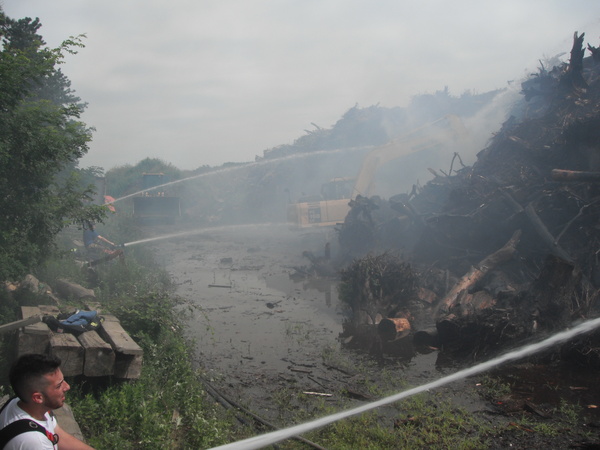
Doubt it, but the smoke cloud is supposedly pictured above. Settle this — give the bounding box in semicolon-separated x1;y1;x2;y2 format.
4;1;600;170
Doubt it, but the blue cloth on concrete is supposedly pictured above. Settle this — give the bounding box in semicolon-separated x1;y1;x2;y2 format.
60;310;98;326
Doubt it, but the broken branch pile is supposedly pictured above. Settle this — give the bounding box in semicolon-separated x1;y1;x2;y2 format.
337;32;600;364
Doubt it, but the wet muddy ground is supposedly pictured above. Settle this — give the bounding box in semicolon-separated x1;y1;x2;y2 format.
145;223;600;448
151;224;342;374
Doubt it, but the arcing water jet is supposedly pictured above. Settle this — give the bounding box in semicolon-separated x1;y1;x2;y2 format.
210;317;600;450
108;145;371;205
121;222;289;248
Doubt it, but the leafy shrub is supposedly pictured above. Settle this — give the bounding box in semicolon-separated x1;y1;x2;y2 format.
70;328;231;449
0;219;235;448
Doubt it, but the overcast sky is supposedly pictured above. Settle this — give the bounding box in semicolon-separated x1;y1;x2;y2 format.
3;1;600;171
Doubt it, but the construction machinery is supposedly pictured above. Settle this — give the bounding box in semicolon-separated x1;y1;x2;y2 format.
287;115;468;227
133;173;181;223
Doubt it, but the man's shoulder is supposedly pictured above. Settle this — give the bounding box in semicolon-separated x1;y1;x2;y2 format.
4;429;55;450
0;397;21;426
0;395;13;410
0;399;56;449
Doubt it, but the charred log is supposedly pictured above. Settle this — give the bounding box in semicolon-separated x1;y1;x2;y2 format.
523;203;574;264
435;254;598;359
435;305;532;358
434;230;521;317
413;327;439;348
551;168;600;182
531;255;595;328
559;32;588;92
377;317;411;341
588;43;600;64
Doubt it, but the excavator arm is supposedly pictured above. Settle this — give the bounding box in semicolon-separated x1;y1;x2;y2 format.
352;115;468;197
287;115;468;228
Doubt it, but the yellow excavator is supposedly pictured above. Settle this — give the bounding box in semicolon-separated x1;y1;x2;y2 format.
286;115;468;227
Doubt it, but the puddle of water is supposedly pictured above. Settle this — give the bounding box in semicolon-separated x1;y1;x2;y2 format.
145;223;344;376
490;361;600;419
174;261;344;375
155;227;479;386
152;225;600;431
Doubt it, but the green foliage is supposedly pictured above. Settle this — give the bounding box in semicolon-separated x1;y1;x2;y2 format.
0;10;106;281
70;328;230;449
477;375;512;402
70;329;229;449
36;253;89;288
0;290;19;368
37;219;234;448
314;413;403;449
556;399;581;426
0;290;19;326
310;395;490;449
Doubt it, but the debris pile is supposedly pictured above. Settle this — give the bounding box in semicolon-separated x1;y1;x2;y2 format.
337;32;600;364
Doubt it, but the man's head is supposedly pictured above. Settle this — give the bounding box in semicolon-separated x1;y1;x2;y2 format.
9;354;70;409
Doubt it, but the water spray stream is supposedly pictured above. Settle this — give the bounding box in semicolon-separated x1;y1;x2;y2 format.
109;145;373;204
210;317;600;450
122;223;290;247
109;109;512;206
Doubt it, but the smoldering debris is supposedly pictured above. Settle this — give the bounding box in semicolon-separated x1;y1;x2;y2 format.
335;32;600;365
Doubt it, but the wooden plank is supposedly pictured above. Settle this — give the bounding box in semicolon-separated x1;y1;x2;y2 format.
84;302;103;313
77;331;115;377
38;305;61;316
113;353;143;379
98;314;143;379
98;316;142;354
18;307;50;356
0;316;41;335
49;333;84;376
17;331;49;357
21;306;49;335
101;314;120;323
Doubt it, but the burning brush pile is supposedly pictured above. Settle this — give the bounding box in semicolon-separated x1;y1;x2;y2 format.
337;32;600;365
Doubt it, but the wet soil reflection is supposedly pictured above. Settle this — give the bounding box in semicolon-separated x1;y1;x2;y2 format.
152;225;345;376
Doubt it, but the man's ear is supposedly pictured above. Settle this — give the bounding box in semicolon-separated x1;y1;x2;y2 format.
31;391;44;404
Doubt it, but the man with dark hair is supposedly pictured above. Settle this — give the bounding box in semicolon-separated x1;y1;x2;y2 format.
82;221;123;267
0;354;94;449
83;222;117;256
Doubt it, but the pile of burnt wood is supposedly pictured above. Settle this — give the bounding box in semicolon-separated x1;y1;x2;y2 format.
337;32;600;366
